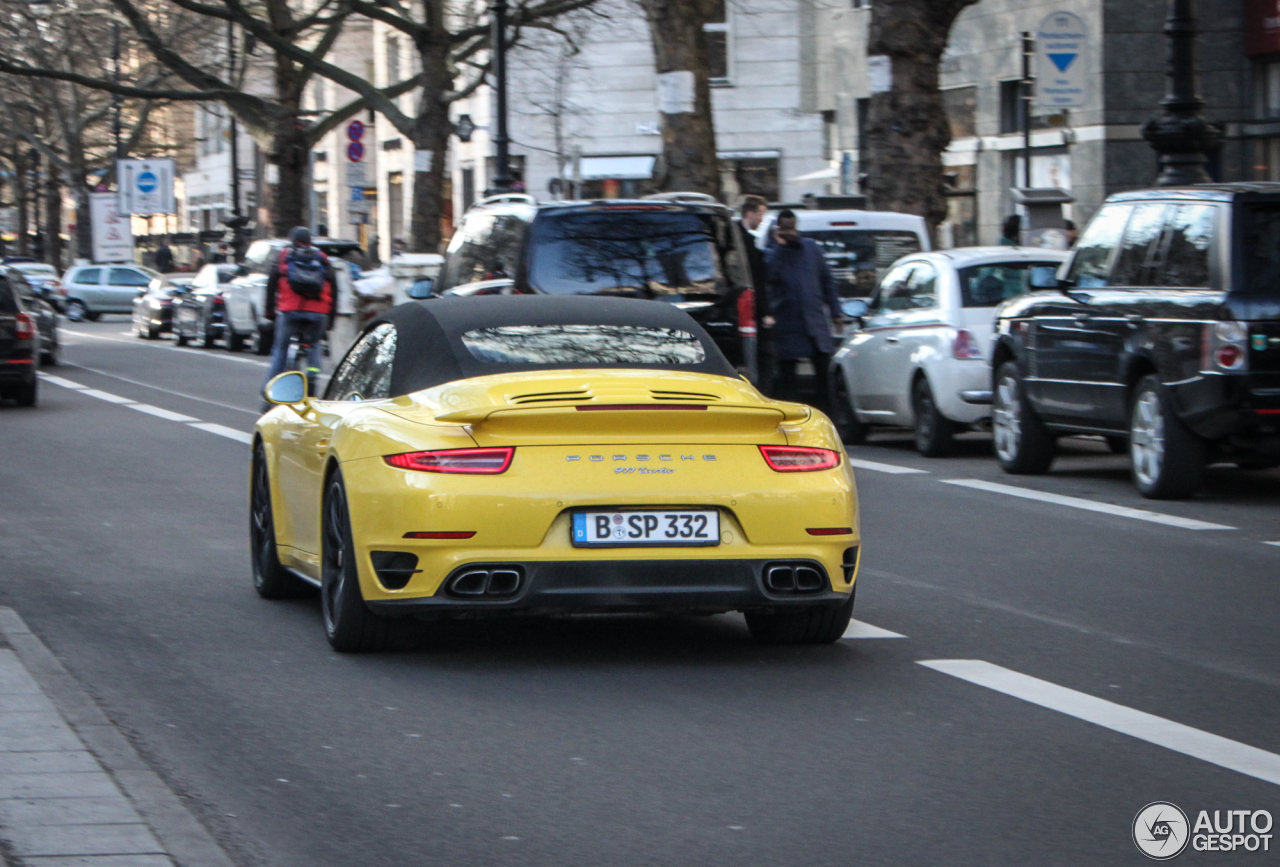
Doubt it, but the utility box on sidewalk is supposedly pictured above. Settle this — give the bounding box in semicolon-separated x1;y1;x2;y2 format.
1012;187;1075;249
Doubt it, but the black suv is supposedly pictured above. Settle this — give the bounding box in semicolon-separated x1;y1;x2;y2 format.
436;194;754;368
0;271;39;406
990;183;1280;499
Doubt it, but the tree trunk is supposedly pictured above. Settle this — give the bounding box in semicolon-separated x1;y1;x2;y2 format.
863;0;979;237
408;26;453;253
269;50;309;238
46;162;62;271
637;0;721;197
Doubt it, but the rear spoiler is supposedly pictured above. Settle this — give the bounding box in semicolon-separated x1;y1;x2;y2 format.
434;401;809;425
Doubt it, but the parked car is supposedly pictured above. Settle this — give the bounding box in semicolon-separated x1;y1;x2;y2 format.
173;264;237;348
829;247;1067;455
755;205;932;298
223;237;363;354
131;276;188;339
436;193;757;368
9;262;64;311
4;267;59;366
990;183;1280;499
0;270;39;405
60;264;161;322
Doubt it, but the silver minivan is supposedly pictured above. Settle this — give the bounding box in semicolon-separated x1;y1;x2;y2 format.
61;264;161;321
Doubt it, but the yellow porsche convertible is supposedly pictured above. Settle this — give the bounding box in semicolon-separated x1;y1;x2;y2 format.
252;296;860;651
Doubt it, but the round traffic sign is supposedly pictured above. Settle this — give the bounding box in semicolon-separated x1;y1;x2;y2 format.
347;141;365;162
137;170;158;193
346;120;365;141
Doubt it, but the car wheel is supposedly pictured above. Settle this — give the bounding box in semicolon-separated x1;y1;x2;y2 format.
40;339;58;367
1129;374;1206;499
175;329;190;347
321;472;418;652
745;588;855;645
64;300;87;322
145;322;160;340
912;376;955;457
250;443;308;599
828;372;868;445
992;361;1055;474
12;377;37;407
197;315;216;349
253;325;272;356
1105;436;1128;454
226;325;245;352
85;312;101;322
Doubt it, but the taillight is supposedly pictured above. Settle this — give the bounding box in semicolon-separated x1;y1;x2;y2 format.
384;447;514;474
14;313;34;340
1202;321;1248;372
759;445;841;472
952;328;982;359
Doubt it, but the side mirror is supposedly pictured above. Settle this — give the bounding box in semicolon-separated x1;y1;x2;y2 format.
407;278;435;299
840;298;869;320
264;370;307;406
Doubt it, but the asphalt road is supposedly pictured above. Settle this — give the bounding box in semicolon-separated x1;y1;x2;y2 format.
1;318;1278;866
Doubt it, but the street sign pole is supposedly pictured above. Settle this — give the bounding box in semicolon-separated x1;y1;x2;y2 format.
1022;32;1034;191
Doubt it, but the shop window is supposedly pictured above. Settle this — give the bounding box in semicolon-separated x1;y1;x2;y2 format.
705;0;730;85
719;155;780;203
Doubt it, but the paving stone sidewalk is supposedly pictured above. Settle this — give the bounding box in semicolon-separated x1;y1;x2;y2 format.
0;609;235;867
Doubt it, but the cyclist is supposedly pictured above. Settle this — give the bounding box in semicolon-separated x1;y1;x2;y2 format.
261;227;336;407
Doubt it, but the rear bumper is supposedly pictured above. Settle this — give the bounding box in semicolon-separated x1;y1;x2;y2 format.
365;557;855;619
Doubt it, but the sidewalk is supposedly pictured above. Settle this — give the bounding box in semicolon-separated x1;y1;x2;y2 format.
0;609;234;867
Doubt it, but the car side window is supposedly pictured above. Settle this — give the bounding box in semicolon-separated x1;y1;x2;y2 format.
109;268;151;287
75;268;101;285
1110;203;1170;287
324;323;397;401
904;262;938;309
1158;204;1216;288
1066;204;1132;289
871;263;915;313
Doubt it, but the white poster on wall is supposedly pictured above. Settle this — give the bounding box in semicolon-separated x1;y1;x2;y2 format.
656;71;695;114
90;192;134;263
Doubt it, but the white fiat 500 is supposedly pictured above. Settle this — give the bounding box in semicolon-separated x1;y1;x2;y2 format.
830;247;1069;456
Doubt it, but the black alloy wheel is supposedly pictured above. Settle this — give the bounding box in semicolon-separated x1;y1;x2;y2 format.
745;586;856;645
1129;374;1206;499
321;472;417;652
250;443;307;599
828;372;868;445
912;376;955;458
992;361;1055;474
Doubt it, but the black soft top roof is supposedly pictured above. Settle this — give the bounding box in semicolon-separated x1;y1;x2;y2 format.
370;295;738;396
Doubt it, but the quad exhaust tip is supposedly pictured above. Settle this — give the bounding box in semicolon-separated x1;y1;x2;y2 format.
763;563;826;595
445;566;523;599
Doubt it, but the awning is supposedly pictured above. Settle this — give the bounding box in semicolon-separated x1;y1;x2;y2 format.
790;165;839;182
579;155;656;181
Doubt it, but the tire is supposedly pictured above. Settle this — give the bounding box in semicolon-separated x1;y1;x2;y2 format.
1129;374;1206;499
12;377;37;407
1105;436;1128;454
226;324;245;352
85;312;101;322
321;472;418;652
145;323;160;340
992;361;1055;474
175;330;189;347
828;372;868;445
253;325;272;356
40;339;58;367
912;375;955;457
250;443;308;599
745;588;855;645
197;314;216;349
64;300;87;322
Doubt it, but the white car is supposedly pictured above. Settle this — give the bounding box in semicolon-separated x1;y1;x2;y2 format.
829;247;1069;456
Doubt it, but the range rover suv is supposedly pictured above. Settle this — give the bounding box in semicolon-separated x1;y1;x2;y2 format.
436;194;755;369
990;183;1280;499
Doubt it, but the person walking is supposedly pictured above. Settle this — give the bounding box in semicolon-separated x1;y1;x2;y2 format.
764;209;842;410
999;214;1022;246
153;238;175;273
261;227;336;407
737;195;774;390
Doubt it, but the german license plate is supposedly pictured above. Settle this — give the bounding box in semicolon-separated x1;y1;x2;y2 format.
572;510;720;547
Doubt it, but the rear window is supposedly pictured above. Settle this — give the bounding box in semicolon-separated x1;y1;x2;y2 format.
804;229;923;297
1242;203;1280;296
461;325;706;365
0;279;16;313
13;264;56;278
958;262;1061;307
526;210;736;299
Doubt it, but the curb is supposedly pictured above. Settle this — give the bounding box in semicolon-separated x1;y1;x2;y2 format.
0;608;236;867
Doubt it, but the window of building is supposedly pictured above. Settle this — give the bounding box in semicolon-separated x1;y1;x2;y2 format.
705;0;730;85
313;79;326;113
461;167;475;211
387;36;401;85
388;172;404;245
999;79;1025;135
1254;59;1280;119
942;86;977;139
822;110;837;160
719;152;780;203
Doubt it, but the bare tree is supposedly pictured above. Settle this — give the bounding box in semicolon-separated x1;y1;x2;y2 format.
862;0;980;235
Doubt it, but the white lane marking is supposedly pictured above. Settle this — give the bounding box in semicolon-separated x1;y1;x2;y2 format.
61;329;269;366
1265;542;1280;548
187;422;254;444
79;388;135;405
64;362;260;415
845;457;930;475
940;478;1235;531
130;403;200;423
842;619;906;639
920;659;1280;786
36;374;86;389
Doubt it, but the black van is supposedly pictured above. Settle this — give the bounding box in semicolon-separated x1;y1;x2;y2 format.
436;194;755;368
990;183;1280;499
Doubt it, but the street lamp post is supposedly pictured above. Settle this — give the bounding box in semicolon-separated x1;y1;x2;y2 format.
489;0;513;193
1142;0;1222;186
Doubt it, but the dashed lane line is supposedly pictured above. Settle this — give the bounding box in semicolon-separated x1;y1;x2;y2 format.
843;619;907;639
844;456;930;475
920;659;1280;786
61;328;269;366
940;478;1236;531
1265;542;1280;548
63;361;260;415
38;374;254;447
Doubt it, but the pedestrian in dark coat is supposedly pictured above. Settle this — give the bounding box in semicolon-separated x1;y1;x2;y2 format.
764;208;842;409
737;194;773;389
